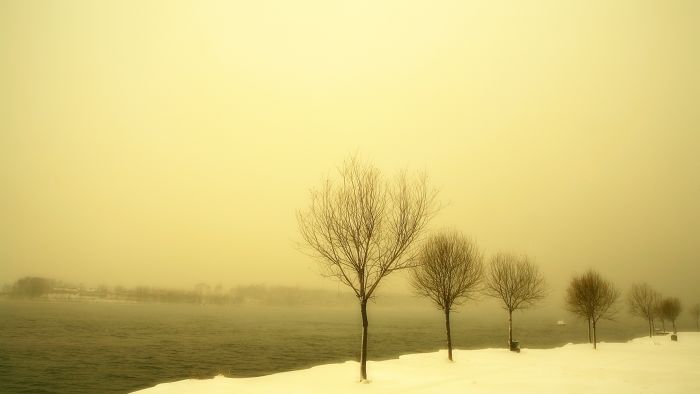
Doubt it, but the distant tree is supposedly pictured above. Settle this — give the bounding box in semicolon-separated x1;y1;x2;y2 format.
411;230;483;361
564;270;620;349
690;304;700;331
484;253;546;350
660;297;682;334
627;283;662;337
11;277;54;298
297;156;437;381
654;300;667;333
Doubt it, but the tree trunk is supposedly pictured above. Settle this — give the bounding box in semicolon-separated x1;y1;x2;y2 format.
661;319;666;333
360;300;369;381
508;310;513;348
648;317;653;338
445;309;453;361
592;319;597;349
587;318;592;343
672;320;676;334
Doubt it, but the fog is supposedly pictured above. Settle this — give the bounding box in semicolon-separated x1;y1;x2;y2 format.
1;1;698;308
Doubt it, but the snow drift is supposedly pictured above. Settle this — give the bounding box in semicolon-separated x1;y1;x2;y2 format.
134;332;700;393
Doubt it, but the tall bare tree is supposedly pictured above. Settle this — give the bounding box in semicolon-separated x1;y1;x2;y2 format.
411;230;483;361
690;304;700;331
564;270;620;349
297;156;437;381
660;297;682;334
484;253;546;350
627;283;662;337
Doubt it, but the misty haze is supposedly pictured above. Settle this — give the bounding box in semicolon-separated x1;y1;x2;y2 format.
1;1;699;393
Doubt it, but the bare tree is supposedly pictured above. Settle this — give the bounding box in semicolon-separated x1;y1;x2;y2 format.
660;297;682;334
484;252;546;350
564;270;620;349
690;304;700;331
627;283;662;337
654;300;667;333
297;156;437;381
411;230;483;361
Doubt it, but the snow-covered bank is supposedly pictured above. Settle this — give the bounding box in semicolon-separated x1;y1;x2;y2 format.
134;333;700;393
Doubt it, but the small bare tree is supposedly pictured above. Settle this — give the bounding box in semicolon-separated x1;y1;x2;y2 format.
690;304;700;331
297;156;437;381
627;283;662;337
660;297;682;334
411;230;483;361
484;252;546;350
564;270;620;349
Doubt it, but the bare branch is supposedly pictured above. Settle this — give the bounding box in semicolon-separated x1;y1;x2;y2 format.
627;283;661;321
298;155;438;302
483;252;546;313
627;283;662;337
411;230;483;312
565;269;620;324
659;297;682;332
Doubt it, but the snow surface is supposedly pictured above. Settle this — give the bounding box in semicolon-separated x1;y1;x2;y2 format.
134;332;700;393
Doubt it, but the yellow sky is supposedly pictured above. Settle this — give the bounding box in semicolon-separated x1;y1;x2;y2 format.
1;0;698;301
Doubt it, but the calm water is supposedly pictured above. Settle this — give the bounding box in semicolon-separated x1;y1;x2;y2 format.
0;299;648;393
